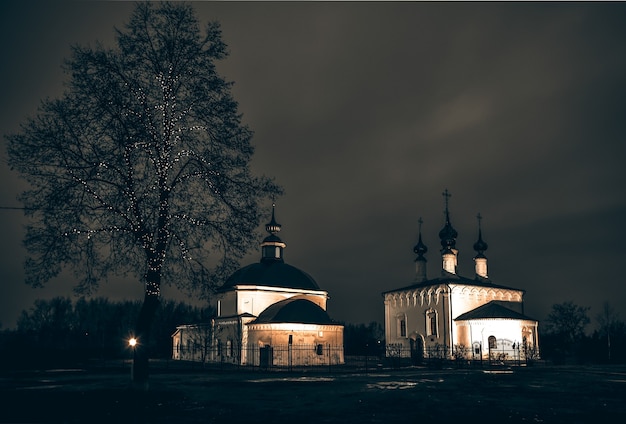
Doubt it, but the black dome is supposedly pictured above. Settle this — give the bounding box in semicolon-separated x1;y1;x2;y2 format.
220;261;320;291
253;298;333;324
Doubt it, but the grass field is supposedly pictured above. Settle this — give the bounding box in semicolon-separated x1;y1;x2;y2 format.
2;361;625;423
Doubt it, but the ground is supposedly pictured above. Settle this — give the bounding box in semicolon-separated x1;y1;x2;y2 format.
1;361;625;423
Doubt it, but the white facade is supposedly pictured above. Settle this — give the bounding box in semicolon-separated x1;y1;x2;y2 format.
384;280;539;361
384;194;539;362
172;206;344;366
216;285;328;318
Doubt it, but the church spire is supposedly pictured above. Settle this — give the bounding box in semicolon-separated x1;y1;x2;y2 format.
439;189;458;274
261;202;286;262
265;202;281;234
413;217;428;282
473;213;489;278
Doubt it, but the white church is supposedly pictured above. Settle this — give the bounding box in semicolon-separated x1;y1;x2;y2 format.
383;190;539;363
172;205;344;367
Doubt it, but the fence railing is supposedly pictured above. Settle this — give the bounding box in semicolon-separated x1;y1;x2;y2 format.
384;344;539;366
175;343;345;368
174;342;539;370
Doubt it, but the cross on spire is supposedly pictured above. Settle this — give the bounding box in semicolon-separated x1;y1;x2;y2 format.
442;188;453;224
473;212;488;256
438;188;457;252
442;189;451;208
265;201;281;235
413;216;428;257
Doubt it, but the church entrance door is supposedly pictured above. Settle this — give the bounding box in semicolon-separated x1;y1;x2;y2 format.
260;346;273;368
410;337;424;364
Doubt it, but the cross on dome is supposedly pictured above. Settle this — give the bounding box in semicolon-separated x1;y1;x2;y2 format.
438;188;458;252
473;212;489;256
413;217;428;257
265;202;281;235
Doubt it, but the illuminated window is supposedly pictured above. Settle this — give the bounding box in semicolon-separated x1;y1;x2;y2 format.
226;340;233;357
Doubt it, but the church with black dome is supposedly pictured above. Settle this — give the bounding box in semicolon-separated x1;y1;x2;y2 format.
383;190;539;363
172;205;344;366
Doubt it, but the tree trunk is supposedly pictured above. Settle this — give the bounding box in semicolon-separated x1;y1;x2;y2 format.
132;284;160;390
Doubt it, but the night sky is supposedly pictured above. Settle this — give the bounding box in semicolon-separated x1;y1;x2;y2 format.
1;1;625;330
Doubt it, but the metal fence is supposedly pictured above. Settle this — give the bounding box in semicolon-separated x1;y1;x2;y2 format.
176;343;345;368
384;344;538;366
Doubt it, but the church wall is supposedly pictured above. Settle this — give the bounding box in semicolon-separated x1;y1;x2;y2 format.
384;285;450;357
215;291;237;317
455;319;539;361
447;285;525;348
172;324;214;363
448;285;524;320
384;284;532;359
216;287;328;318
235;288;328;317
246;323;344;366
175;319;345;366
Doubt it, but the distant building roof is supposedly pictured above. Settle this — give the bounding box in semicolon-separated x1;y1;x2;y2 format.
382;271;522;295
219;261;321;292
455;301;537;321
251;298;334;325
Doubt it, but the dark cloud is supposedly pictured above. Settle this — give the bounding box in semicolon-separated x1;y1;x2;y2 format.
1;1;625;329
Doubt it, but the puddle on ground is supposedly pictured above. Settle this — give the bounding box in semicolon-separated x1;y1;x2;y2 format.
366;379;443;390
15;385;63;390
248;377;336;383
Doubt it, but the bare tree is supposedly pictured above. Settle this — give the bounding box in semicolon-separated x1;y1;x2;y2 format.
544;301;590;356
6;2;279;387
597;301;620;362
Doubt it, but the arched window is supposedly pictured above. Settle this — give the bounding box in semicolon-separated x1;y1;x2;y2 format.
426;309;438;337
397;315;407;338
488;335;497;349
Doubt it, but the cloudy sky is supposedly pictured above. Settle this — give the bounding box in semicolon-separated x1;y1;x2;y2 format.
1;1;625;330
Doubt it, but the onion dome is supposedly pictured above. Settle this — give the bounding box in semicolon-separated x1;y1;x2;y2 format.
414;218;429;282
439;189;458;253
473;213;488;258
413;217;428;259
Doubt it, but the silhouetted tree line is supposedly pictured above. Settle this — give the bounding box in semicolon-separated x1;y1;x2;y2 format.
0;297;213;370
342;321;385;356
540;301;626;364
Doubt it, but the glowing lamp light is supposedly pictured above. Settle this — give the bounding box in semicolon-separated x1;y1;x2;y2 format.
129;337;137;347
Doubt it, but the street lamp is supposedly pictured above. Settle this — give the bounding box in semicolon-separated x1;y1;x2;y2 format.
128;337;137;380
